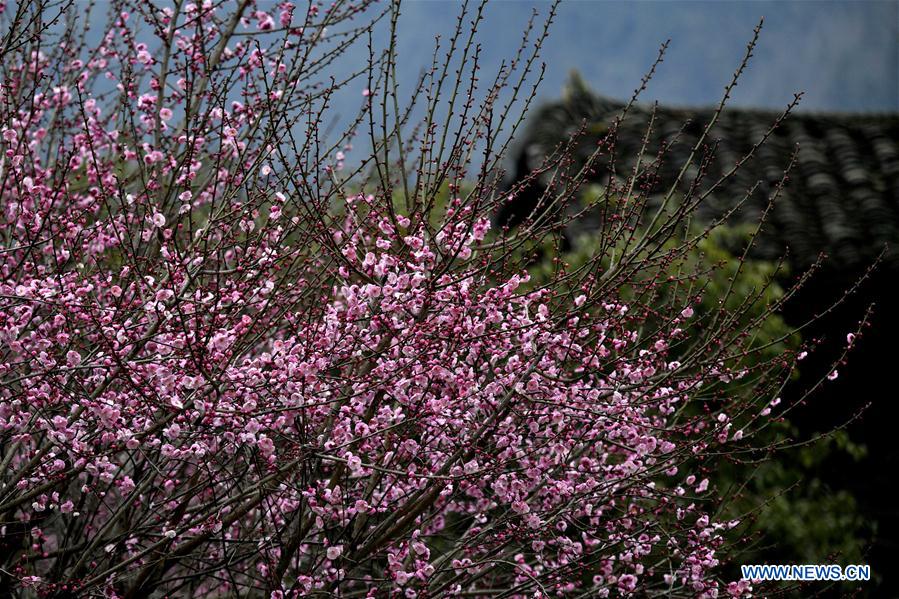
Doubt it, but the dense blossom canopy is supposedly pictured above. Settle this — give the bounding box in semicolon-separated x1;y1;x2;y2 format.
0;1;795;597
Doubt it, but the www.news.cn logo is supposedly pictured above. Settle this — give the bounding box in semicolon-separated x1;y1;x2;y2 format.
741;564;871;582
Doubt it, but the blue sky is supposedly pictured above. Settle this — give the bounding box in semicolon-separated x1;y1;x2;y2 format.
73;0;896;166
392;0;898;113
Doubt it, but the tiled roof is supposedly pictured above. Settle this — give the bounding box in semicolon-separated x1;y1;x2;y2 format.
500;75;899;270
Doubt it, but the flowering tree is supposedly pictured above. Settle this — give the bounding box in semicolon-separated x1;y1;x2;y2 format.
0;1;817;597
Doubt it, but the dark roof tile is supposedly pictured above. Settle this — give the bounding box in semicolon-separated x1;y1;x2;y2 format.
502;81;899;270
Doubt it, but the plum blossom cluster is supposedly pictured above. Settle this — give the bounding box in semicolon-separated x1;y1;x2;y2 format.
0;1;780;596
0;183;746;596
